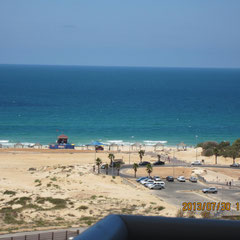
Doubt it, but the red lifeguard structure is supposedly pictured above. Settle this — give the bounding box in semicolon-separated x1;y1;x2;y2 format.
57;134;68;144
49;134;75;149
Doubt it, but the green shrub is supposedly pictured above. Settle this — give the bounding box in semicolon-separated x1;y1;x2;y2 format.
3;190;16;195
202;148;214;156
77;205;88;210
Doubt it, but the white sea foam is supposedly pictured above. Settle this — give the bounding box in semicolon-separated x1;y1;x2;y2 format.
0;140;9;143
143;140;167;146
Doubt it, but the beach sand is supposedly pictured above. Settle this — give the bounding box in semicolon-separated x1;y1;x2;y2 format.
0;149;175;234
0;147;239;234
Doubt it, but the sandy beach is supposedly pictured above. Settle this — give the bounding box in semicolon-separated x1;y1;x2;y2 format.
0;147;239;234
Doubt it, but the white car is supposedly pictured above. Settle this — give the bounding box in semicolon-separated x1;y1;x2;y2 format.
147;181;165;188
191;160;202;165
148;182;164;190
177;176;186;182
141;179;154;185
153;176;161;181
202;187;218;194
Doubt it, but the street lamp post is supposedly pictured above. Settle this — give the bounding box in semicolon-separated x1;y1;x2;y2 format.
195;135;198;160
129;136;134;165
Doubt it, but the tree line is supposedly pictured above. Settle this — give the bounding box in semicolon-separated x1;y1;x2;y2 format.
197;138;240;164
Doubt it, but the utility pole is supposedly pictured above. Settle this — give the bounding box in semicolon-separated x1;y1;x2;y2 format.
195;135;198;160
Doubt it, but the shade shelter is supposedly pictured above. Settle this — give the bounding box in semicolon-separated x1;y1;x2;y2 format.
14;142;24;148
177;142;187;151
109;143;119;151
33;143;42;149
131;142;142;151
87;141;105;150
154;142;164;151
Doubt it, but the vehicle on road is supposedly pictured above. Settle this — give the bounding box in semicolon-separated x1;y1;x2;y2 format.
148;183;164;190
166;176;174;182
136;177;149;182
139;161;151;166
153;160;165;166
230;163;240;168
202;187;218;193
191;160;202;166
177;176;186;182
189;176;198;183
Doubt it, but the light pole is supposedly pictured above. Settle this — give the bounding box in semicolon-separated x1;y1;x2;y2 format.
129;136;134;165
171;148;176;178
195;135;198;160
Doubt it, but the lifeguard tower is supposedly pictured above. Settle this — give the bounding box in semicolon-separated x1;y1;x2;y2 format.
49;134;75;149
57;135;68;144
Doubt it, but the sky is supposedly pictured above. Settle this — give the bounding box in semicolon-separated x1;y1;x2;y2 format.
0;0;240;68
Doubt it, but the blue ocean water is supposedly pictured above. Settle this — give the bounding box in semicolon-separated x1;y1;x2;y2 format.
0;64;240;146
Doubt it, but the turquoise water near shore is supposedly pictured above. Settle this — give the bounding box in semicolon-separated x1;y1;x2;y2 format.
0;64;240;145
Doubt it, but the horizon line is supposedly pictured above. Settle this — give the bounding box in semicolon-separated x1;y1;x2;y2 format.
0;63;240;70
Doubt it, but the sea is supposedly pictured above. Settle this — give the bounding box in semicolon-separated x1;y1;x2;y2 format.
0;64;240;146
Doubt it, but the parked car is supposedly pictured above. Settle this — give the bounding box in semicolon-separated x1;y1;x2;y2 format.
153;176;161;181
153;161;165;166
191;160;202;165
143;179;155;187
202;187;218;194
140;178;154;185
189;176;198;183
136;177;148;182
101;164;108;169
177;176;186;182
148;183;164;190
230;163;240;168
139;161;151;166
166;176;174;182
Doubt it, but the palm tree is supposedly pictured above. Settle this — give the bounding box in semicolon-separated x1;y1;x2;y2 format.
115;162;121;176
132;163;139;178
96;157;102;174
146;163;152;177
138;150;145;163
108;153;115;166
157;154;161;162
213;147;220;165
105;163;109;175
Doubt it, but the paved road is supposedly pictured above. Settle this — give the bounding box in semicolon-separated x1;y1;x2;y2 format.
119;162;240;216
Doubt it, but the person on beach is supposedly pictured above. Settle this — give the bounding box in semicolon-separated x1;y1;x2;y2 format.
93;165;95;173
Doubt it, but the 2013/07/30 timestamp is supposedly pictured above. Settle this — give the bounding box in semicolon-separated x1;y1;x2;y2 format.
182;202;240;212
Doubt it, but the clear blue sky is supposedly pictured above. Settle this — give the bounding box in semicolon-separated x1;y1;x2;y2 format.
0;0;240;68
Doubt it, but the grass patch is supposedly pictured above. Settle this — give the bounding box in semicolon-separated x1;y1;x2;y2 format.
7;197;32;206
35;197;67;209
0;207;23;224
50;177;57;181
155;206;165;211
90;195;97;200
3;190;16;195
77;205;88;210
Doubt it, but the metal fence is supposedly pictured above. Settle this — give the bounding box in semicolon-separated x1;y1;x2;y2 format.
0;230;81;240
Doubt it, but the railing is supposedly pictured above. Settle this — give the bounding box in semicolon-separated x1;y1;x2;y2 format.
0;230;80;240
